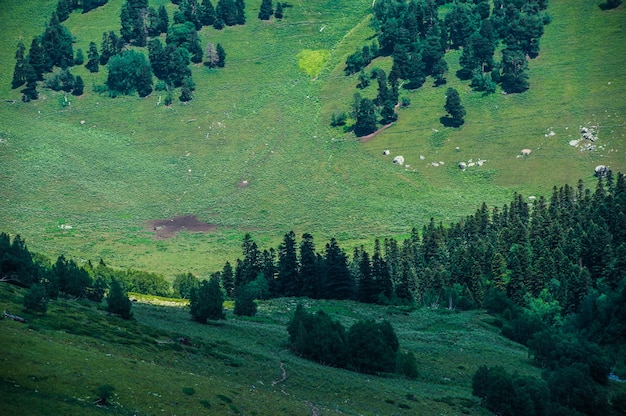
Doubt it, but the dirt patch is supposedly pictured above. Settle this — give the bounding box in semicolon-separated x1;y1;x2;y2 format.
150;215;217;239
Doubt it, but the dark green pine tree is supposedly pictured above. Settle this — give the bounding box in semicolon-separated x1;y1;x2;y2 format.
74;48;84;65
28;38;48;81
506;243;532;305
258;0;273;20
235;0;245;24
500;47;529;93
299;233;320;298
41;12;74;69
21;63;39;102
277;231;300;297
444;87;465;126
275;1;283;19
216;0;238;26
221;261;235;298
375;69;388;106
372;239;393;301
56;0;72;22
179;77;193;101
100;31;121;65
157;5;170;33
354;97;377;137
190;274;225;322
216;43;226;67
72;75;84;95
11;41;27;89
357;248;376;303
258;0;274;20
200;0;216;26
106;278;133;319
85;42;99;73
233;283;257;316
324;238;354;300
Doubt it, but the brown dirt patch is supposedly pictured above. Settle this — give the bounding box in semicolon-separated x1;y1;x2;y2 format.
149;215;217;239
359;122;394;143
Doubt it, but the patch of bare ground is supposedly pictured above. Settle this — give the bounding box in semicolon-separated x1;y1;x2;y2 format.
149;215;217;239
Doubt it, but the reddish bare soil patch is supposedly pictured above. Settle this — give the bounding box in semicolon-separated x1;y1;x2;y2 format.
150;215;217;239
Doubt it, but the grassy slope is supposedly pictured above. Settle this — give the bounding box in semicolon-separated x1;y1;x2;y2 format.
0;283;534;415
0;0;625;277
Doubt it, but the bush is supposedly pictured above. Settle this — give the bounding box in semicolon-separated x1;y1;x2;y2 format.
23;284;47;314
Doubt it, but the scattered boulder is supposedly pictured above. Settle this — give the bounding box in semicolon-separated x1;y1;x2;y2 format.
595;165;610;178
382;150;390;156
521;148;532;156
458;162;467;170
393;156;404;165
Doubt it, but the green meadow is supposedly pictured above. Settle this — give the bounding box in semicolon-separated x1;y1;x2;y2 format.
0;283;535;415
0;0;625;277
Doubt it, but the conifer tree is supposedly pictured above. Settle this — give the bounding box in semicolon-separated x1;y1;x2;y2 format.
85;42;100;73
275;1;283;19
221;261;235;298
277;231;299;296
324;238;354;299
190;274;225;322
299;233;319;298
443;87;465;126
258;0;273;20
216;43;226;67
72;75;84;95
11;42;27;89
354;98;377;137
106;278;132;319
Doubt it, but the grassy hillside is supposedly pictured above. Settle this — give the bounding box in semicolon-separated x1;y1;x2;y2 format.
0;283;537;415
0;0;624;277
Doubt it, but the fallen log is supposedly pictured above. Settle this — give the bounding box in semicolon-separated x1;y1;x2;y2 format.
2;310;26;323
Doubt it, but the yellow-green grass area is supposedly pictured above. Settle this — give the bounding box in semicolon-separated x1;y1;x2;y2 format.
1;283;535;415
1;0;625;278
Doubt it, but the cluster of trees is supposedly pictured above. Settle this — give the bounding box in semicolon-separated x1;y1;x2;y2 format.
287;304;418;377
258;0;287;20
12;0;234;103
55;0;108;19
338;0;551;133
0;236;132;318
11;12;80;101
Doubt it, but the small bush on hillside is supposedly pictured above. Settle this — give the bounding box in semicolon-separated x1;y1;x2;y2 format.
95;384;115;406
23;283;47;314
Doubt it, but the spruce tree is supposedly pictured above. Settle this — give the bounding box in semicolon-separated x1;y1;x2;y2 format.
72;75;84;95
11;41;27;89
216;43;226;67
221;261;235;298
324;238;354;299
85;42;99;73
106;279;132;319
24;284;48;314
277;231;299;296
190;275;225;322
299;233;319;298
258;0;273;20
443;87;465;126
275;1;283;19
354;98;377;137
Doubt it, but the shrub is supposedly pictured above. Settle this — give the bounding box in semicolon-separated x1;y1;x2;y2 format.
23;284;47;314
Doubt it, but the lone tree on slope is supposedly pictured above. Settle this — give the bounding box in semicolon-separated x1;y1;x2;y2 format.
443;87;465;127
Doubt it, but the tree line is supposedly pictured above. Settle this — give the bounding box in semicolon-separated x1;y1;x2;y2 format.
11;0;239;103
340;0;551;135
2;171;625;411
